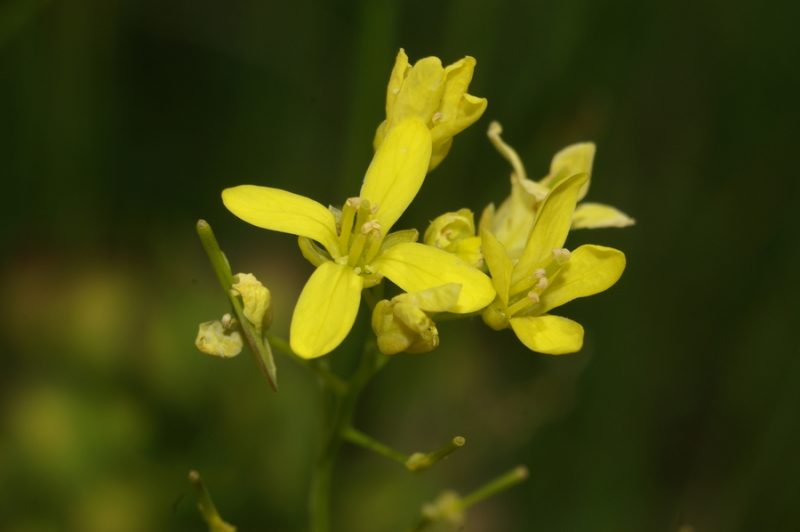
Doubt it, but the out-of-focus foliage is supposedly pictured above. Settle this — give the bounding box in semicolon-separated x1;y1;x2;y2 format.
1;0;797;531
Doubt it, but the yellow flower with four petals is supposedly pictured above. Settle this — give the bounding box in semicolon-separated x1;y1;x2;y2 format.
481;173;626;354
223;118;494;359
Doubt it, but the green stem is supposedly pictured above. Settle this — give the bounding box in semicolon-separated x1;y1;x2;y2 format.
459;465;529;510
188;469;236;532
409;465;529;532
309;339;386;532
342;426;408;465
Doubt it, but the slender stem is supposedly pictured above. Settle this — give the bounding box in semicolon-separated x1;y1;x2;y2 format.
188;469;236;532
459;465;529;510
405;436;466;472
309;338;386;532
342;426;408;465
408;465;529;532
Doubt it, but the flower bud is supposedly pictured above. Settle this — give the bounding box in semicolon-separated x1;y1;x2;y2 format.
424;208;483;267
372;300;439;355
231;273;272;334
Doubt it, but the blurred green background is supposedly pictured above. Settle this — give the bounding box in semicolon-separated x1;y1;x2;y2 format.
2;0;798;530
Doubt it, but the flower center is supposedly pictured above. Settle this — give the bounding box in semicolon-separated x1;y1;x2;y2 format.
336;197;385;272
505;248;571;317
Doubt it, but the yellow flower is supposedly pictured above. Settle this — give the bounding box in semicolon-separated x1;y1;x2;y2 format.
371;284;460;355
481;173;626;354
374;49;488;171
480;121;634;259
222;119;495;359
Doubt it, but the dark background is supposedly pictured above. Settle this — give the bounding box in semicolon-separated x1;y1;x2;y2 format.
2;1;798;531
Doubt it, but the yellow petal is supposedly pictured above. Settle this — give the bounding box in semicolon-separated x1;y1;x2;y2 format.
395;283;461;312
480;228;513;306
385;48;410;118
572;202;636;229
372;242;495;313
222;185;340;257
515;172;588;278
391;56;446;124
509;315;584;355
360;118;432;231
538;245;626;313
540;142;596;200
290;262;363;358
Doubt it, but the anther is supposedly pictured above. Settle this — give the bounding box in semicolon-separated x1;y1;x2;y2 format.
361;220;381;234
536;276;549;291
534;268;546;278
346;197;362;208
552;248;571;265
527;291;540;304
221;313;235;330
432;112;443;123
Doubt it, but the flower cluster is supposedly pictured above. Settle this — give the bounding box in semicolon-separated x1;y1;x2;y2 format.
199;49;632;361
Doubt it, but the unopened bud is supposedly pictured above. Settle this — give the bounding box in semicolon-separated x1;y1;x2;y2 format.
372;300;439;355
424;209;482;267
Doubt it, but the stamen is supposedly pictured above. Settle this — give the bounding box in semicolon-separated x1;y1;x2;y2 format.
527;291;540;304
221;313;235;330
432;112;443;123
338;197;360;252
534;268;546;278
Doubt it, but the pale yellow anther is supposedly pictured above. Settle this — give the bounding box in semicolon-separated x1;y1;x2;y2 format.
534;268;546;278
536;276;549;291
221;313;235;330
553;248;572;265
527;291;540;304
432;112;443;123
361;220;381;234
346;197;362;208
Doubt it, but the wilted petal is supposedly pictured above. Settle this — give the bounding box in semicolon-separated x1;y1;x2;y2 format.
290;262;363;359
572;202;636;229
231;273;272;333
509;314;584;355
373;242;494;313
538;245;626;314
195;320;243;358
222;186;340;257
